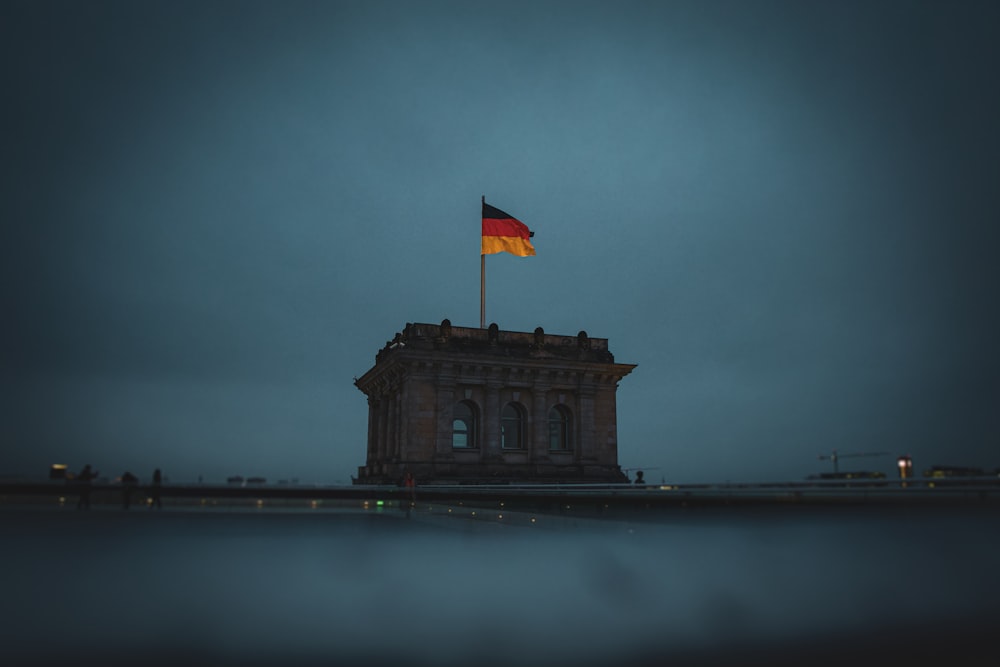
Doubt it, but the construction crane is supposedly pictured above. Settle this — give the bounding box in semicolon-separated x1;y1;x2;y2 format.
818;449;891;474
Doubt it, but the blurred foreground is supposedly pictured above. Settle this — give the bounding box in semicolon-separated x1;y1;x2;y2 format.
2;502;998;667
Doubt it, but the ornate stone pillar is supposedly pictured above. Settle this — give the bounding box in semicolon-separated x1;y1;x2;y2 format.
532;380;550;460
603;379;620;459
385;392;396;461
435;369;456;458
398;375;409;461
391;391;401;461
484;375;501;459
366;396;376;463
376;395;388;471
577;378;597;462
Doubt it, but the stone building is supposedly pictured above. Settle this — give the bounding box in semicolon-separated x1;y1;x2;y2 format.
353;320;636;484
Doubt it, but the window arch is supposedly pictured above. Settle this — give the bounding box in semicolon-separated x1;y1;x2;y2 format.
452;400;478;449
548;405;572;451
500;402;525;450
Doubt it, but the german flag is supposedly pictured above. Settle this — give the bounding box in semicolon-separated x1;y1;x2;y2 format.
482;202;535;257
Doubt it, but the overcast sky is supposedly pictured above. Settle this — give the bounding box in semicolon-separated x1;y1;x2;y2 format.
3;0;998;484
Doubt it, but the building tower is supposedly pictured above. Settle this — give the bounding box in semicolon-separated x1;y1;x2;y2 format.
353;320;636;484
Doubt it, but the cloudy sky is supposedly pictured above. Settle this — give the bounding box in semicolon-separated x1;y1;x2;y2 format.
3;0;998;484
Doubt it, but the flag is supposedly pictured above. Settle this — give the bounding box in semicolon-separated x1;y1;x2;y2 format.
482;202;535;257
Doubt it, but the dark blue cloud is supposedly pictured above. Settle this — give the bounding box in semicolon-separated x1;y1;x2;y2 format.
3;0;998;482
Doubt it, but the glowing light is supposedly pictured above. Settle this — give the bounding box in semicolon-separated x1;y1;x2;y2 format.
498;514;503;520
376;500;384;507
58;497;65;505
256;499;264;507
530;517;536;523
310;500;319;509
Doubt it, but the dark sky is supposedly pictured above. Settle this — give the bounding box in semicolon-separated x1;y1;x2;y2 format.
3;0;998;484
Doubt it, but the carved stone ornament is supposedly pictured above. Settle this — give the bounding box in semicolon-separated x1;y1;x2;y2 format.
534;326;545;347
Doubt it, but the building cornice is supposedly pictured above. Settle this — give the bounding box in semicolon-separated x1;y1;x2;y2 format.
355;320;636;396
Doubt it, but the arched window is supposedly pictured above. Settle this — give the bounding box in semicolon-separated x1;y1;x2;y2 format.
500;402;525;450
452;401;478;449
548;405;572;451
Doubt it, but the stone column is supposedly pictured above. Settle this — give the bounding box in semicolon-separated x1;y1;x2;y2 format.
577;379;597;462
398;376;409;461
366;396;376;464
484;375;501;459
532;381;550;460
391;391;401;461
376;396;388;472
603;380;620;461
435;371;456;458
385;392;396;461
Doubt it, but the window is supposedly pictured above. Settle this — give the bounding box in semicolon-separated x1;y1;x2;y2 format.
452;401;478;449
548;405;572;451
500;402;525;450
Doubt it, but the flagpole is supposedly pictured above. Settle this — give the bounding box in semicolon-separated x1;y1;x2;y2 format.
480;195;486;328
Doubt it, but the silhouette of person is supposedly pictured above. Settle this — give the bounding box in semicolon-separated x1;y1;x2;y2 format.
633;470;646;487
404;471;416;500
120;471;138;509
399;471;416;517
76;464;99;509
150;468;163;510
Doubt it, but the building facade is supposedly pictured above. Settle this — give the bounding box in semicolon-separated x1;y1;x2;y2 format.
353;320;636;484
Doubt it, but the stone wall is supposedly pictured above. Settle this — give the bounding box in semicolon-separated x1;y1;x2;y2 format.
354;320;635;484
